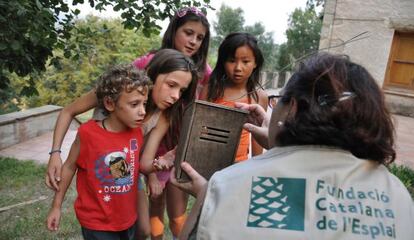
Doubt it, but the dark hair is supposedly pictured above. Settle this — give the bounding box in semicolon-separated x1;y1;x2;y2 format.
276;53;395;164
96;64;152;115
145;49;198;146
161;7;210;79
207;32;264;102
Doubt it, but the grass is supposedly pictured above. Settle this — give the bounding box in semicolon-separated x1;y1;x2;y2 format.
388;164;414;198
0;157;190;239
0;157;81;239
1;157;412;239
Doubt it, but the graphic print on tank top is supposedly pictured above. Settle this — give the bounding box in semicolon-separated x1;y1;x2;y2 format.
94;138;139;202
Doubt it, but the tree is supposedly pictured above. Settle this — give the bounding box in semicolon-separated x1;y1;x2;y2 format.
279;6;322;70
244;23;279;72
0;0;211;98
7;16;160;111
211;4;279;72
212;4;245;48
306;0;325;9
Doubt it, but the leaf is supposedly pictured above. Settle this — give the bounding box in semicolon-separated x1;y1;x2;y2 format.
0;42;6;50
20;86;39;97
11;41;21;50
35;0;43;10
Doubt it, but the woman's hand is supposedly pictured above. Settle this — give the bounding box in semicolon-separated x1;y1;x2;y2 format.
170;162;208;198
234;102;270;149
45;153;62;191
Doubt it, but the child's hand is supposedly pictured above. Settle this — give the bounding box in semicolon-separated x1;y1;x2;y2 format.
46;207;61;231
148;174;164;199
45;154;63;191
152;147;176;171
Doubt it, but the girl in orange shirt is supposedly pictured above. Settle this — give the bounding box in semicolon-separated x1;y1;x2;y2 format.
200;32;268;161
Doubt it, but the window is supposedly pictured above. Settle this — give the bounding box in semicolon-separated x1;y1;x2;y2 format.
384;32;414;93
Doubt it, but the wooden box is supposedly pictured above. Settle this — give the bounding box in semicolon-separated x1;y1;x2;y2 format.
175;100;248;182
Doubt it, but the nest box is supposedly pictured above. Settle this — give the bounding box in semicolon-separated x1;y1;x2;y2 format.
175;100;248;182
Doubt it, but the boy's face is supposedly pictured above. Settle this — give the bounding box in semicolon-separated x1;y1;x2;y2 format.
109;87;148;129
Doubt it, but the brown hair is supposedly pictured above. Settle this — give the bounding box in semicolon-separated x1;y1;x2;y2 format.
145;49;198;147
276;53;395;164
96;64;152;115
161;7;210;79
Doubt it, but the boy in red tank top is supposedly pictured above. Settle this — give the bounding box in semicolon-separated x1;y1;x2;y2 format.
46;64;152;240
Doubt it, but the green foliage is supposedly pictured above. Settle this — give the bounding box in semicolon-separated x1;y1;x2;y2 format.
0;0;211;100
211;4;279;71
278;6;322;71
244;23;279;71
21;17;161;108
2;16;161;111
212;4;245;48
306;0;326;9
388;164;414;198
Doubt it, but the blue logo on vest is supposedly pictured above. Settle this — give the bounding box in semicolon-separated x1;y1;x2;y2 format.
247;176;306;231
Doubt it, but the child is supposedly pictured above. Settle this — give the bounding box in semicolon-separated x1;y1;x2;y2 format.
46;64;152;239
200;32;268;161
45;7;211;238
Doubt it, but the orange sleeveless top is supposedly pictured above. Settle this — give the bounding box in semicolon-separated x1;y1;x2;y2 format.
214;97;250;162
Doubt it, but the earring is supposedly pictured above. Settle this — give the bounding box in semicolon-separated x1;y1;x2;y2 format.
277;121;284;127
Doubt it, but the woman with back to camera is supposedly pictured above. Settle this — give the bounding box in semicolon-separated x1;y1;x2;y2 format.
172;53;414;240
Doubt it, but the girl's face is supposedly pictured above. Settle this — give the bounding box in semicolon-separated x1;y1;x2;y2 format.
225;45;257;86
151;70;192;110
174;20;206;57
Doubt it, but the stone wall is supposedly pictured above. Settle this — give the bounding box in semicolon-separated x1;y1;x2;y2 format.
319;0;414;116
0;105;80;150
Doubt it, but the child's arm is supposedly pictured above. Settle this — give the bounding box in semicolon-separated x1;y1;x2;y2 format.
140;113;172;174
46;134;80;231
198;85;209;101
46;90;97;191
140;113;173;198
251;90;269;156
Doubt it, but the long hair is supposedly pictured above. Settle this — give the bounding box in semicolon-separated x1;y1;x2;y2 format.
276;53;395;164
162;7;210;79
145;49;198;147
207;32;264;102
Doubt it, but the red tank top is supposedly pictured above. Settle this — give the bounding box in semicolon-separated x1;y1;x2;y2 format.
75;120;143;231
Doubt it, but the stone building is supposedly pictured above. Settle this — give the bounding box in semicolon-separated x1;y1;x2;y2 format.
319;0;414;116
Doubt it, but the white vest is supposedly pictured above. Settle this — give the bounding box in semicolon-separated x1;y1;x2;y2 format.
196;146;414;240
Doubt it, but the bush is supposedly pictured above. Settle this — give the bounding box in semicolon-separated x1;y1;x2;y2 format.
388;164;414;199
